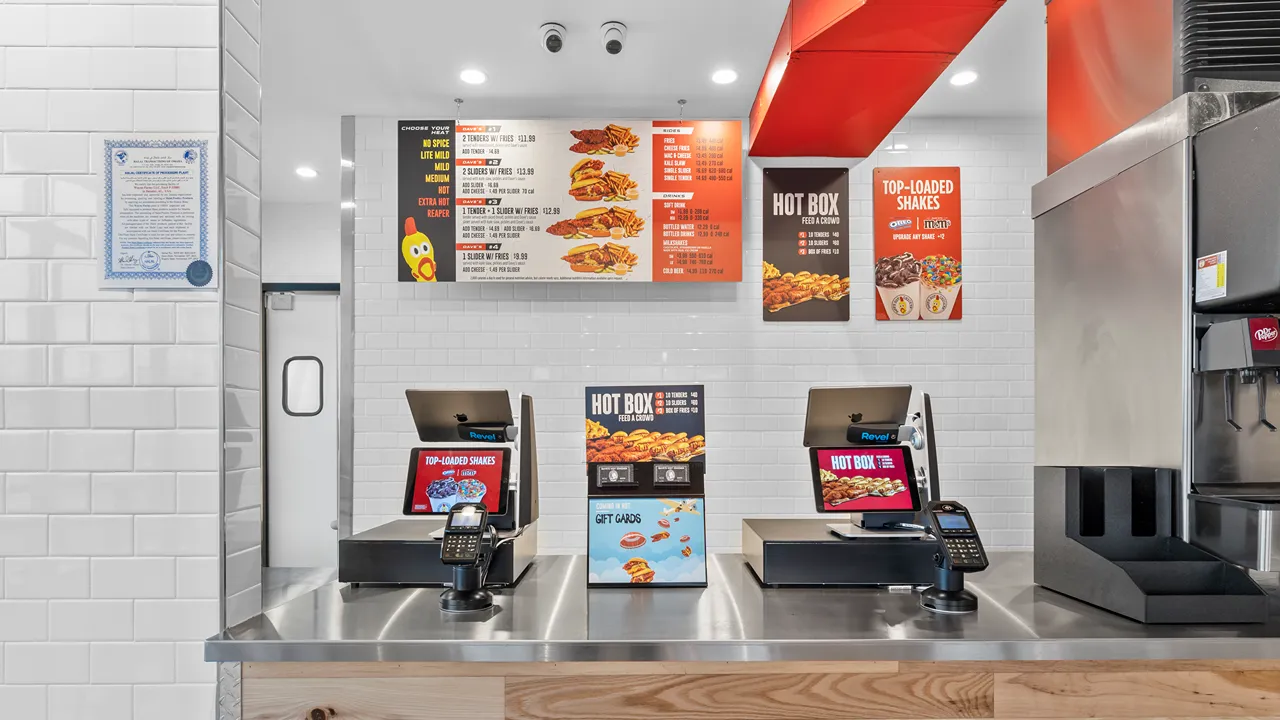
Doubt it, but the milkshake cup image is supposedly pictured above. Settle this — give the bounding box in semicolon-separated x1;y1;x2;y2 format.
920;254;961;320
457;478;487;507
426;479;459;512
876;252;922;321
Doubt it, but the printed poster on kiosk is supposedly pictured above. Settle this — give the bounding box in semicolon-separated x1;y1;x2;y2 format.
872;167;963;321
397;120;742;283
588;497;707;587
762;168;850;321
585;385;706;464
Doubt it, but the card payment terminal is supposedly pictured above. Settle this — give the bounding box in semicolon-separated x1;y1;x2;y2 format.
438;504;495;613
441;504;488;565
920;500;988;614
928;501;988;572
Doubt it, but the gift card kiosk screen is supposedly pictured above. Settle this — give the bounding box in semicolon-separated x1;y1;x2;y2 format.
811;446;919;512
404;448;509;515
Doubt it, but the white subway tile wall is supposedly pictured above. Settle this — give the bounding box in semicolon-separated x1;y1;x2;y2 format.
351;117;1043;551
0;2;223;718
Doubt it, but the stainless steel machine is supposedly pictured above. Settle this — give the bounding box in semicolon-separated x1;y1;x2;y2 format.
1032;92;1280;623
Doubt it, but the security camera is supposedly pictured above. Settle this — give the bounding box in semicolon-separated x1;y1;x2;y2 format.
541;22;566;54
601;21;626;55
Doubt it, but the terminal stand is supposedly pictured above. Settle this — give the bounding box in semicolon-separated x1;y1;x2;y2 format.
440;565;494;613
920;566;977;614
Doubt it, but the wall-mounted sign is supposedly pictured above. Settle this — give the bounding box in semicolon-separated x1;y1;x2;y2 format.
397;120;742;282
762;168;850;321
587;496;707;587
100;135;218;288
872;167;962;320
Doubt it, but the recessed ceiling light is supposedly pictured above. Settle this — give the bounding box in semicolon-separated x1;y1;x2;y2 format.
296;166;318;179
460;68;487;85
884;143;909;152
949;70;978;87
340;201;356;210
340;158;354;169
711;68;738;85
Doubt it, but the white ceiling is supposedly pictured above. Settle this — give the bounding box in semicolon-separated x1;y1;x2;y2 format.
259;0;1045;203
908;0;1047;118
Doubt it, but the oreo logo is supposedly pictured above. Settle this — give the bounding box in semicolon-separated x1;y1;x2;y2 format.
888;218;912;230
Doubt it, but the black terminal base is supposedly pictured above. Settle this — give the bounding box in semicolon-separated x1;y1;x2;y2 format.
440;588;494;613
920;566;978;614
921;586;978;614
440;565;494;613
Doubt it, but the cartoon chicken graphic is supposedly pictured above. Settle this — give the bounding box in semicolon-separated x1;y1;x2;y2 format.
401;217;436;282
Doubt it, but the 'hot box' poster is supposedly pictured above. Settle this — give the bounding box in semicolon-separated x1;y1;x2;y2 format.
588;497;707;586
762;168;850;321
397;120;742;283
872;167;963;321
585;385;705;463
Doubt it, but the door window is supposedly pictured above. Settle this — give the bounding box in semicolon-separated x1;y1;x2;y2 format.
283;356;323;416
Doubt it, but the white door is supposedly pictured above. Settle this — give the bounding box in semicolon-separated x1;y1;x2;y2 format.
265;292;339;567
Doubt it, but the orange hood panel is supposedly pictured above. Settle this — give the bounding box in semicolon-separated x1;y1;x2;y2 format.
749;0;1006;157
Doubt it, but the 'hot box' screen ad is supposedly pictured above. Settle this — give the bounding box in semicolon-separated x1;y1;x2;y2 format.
814;447;914;512
408;450;504;514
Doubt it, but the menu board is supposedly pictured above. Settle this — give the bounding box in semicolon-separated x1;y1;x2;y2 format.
585;385;705;464
762;168;850;321
588;497;707;587
398;120;741;283
872;167;963;320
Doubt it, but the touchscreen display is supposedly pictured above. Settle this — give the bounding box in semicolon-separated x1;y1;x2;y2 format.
814;447;916;512
407;450;505;514
936;513;971;531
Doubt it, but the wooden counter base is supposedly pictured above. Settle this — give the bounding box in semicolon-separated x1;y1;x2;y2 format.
242;660;1280;720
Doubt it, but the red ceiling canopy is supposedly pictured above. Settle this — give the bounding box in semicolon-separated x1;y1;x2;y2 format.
749;0;1006;157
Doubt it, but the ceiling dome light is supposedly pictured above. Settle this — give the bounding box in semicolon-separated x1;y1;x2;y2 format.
949;70;978;87
711;68;738;85
295;166;318;179
460;68;487;85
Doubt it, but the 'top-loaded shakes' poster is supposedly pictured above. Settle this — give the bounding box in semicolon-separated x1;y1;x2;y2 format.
872;167;963;321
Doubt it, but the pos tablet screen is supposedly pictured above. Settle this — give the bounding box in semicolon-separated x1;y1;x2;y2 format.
403;447;510;515
810;446;921;513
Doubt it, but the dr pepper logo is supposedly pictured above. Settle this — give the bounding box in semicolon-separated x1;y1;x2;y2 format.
1250;318;1279;351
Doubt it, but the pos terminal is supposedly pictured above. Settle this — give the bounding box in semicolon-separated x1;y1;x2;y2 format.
920;500;988;614
439;503;495;613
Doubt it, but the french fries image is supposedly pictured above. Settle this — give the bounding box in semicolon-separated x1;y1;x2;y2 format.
561;242;640;275
568;159;639;202
546;206;646;241
570;124;641;155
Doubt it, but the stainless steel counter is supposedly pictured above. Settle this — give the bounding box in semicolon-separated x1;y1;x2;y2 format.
207;552;1280;663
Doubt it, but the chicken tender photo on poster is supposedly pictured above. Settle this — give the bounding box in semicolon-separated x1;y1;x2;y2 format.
872;167;963;321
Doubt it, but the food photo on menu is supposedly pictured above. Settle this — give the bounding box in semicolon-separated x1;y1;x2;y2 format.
814;448;914;512
587;497;707;586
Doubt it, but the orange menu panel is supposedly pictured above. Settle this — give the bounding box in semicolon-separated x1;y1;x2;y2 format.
651;121;743;282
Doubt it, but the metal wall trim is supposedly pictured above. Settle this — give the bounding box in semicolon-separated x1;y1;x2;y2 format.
338;116;356;540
